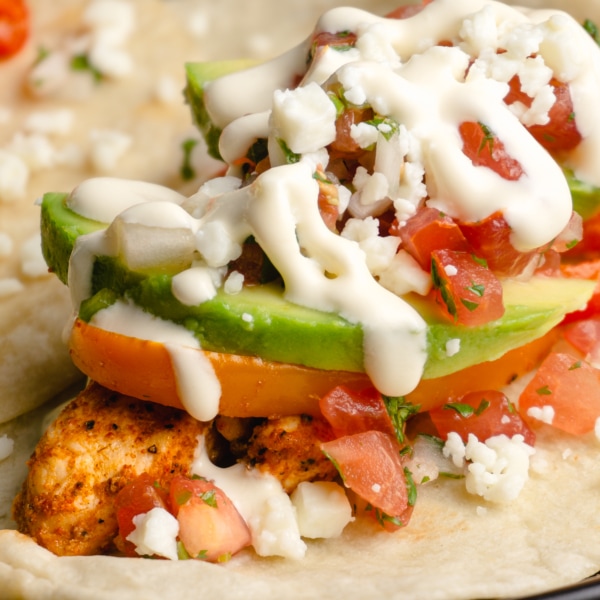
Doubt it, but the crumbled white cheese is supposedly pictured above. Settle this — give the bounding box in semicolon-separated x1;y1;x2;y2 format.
24;109;74;136
0;434;14;461
463;434;535;503
224;270;244;295
351;122;379;149
526;405;555;425
351;167;389;208
444;264;458;276
371;483;382;493
377;249;431;297
0;278;25;297
20;235;50;278
89;129;132;173
0;149;29;202
172;267;218;306
271;82;337;154
443;431;467;468
341;216;399;276
242;312;254;323
8;133;56;171
445;338;461;357
154;75;181;105
126;507;180;561
290;481;353;539
0;233;13;257
195;221;242;268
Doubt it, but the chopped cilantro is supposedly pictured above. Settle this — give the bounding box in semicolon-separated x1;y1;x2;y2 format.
444;402;476;418
404;467;417;506
417;433;445;448
200;489;218;508
70;54;103;82
569;360;582;370
466;282;485;297
584;19;600;46
478;122;495;154
277;138;301;164
180;138;199;181
382;396;420;446
471;254;489;268
460;298;480;312
536;385;552;396
174;490;193;506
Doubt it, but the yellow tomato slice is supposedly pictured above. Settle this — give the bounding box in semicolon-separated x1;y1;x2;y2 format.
70;319;558;419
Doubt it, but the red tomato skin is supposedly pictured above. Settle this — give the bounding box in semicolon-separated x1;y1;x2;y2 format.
0;0;29;59
505;76;582;154
431;248;505;326
328;107;373;159
114;473;170;557
399;207;471;272
319;385;396;439
169;476;251;562
386;0;433;19
321;430;409;520
429;390;535;446
459;121;524;181
519;352;600;435
459;211;539;277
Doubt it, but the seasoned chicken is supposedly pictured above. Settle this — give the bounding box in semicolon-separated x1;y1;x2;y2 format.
13;382;206;557
244;415;338;493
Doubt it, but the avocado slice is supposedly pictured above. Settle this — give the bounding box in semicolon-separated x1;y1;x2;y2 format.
563;168;600;221
185;60;259;160
41;192;596;380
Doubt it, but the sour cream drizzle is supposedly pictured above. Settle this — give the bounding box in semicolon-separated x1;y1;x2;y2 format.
66;0;600;419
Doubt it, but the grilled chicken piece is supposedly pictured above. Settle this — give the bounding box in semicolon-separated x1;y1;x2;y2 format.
13;381;206;557
244;415;338;493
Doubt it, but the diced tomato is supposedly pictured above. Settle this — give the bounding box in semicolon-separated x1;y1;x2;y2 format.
560;259;600;323
519;352;600;435
505;76;582;154
114;473;170;557
386;0;433;19
459;211;539;277
329;107;374;159
169;475;251;562
431;248;505;326
0;0;28;59
459;121;524;181
398;207;471;272
429;390;535;446
319;385;397;439
321;430;411;529
562;317;600;367
310;31;357;58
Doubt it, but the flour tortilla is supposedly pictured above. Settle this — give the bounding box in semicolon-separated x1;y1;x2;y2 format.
1;427;600;600
2;0;600;598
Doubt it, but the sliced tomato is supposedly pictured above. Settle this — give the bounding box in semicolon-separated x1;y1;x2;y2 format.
504;76;582;154
114;473;170;557
431;248;505;326
459;211;539;277
459;121;524;181
429;390;535;445
310;31;357;59
169;475;251;562
398;207;471;272
319;385;397;439
0;0;28;59
519;352;600;435
321;430;411;529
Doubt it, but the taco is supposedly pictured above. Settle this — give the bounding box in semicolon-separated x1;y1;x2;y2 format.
3;0;600;599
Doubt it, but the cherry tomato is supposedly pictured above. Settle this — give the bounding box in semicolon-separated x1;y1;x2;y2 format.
0;0;29;59
431;248;505;326
386;0;433;19
429;389;535;446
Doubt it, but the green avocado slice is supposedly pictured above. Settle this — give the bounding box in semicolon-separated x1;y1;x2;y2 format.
40;192;596;380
